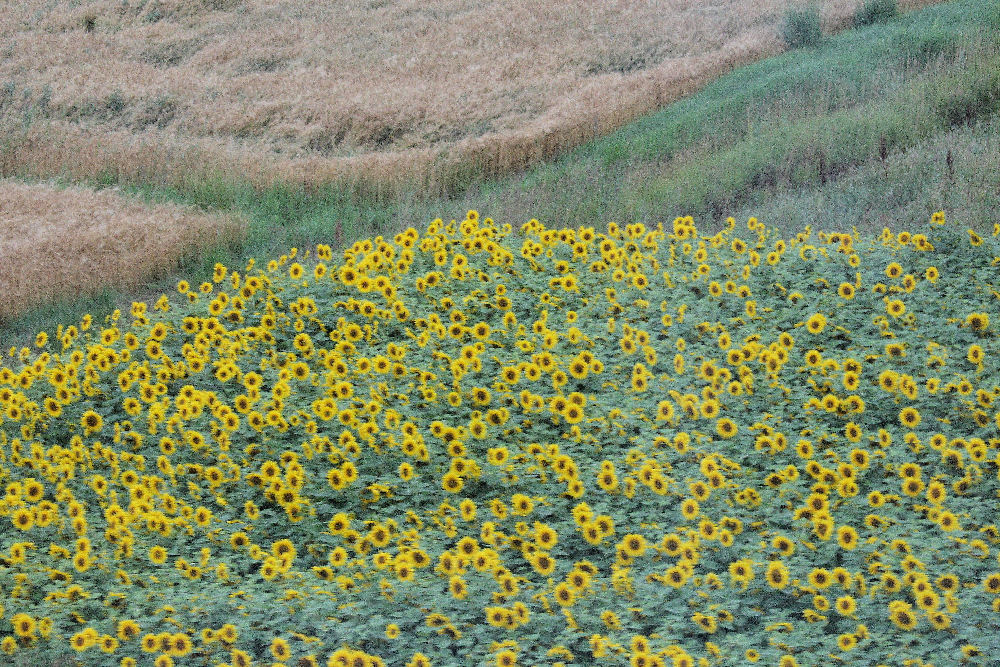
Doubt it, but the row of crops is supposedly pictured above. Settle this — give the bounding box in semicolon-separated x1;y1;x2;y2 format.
0;211;998;666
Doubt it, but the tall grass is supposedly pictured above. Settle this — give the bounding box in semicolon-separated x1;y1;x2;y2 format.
782;5;823;48
855;0;899;25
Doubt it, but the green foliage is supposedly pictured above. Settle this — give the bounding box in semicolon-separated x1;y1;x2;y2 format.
782;5;823;49
894;27;960;67
1;210;1000;666
932;66;1000;128
855;0;898;26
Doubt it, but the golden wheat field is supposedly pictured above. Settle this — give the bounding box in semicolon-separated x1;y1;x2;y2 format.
0;0;943;196
0;179;245;322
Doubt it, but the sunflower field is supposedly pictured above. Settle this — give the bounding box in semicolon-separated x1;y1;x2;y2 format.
1;210;999;667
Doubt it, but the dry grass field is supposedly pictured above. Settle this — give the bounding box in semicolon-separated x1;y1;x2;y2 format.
0;0;954;330
0;0;941;196
0;179;244;320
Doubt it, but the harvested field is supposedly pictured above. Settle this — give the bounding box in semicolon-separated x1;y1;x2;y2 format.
0;0;943;196
0;179;244;321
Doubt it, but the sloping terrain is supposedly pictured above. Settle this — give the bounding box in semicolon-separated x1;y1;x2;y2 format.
0;0;940;194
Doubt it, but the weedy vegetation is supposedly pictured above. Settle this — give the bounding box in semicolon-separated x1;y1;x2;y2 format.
0;0;940;202
855;0;900;25
782;6;824;48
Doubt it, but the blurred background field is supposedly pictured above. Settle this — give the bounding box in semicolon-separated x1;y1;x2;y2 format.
0;178;244;321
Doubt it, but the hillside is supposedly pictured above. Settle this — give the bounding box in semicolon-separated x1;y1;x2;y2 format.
1;0;940;196
0;208;998;667
0;2;998;665
2;0;996;348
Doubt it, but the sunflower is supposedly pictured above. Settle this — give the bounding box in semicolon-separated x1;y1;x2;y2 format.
563;404;584;424
577;520;603;545
837;633;857;651
531;552;556;576
440;471;463;493
80;410;104;435
968;344;984;364
568;357;589;379
655;400;675;422
836;526;859;550
11;613;35;638
193;507;213;527
11;508;33;531
112;620;140;643
495;649;518;667
915;591;939;611
96;635;119;654
886;299;906;318
680;498;699;520
835;595;857;616
844;421;863;442
890;607;917;630
901;477;925;497
692;613;718;634
965;312;989;331
43;396;63;417
715;417;737;438
138;633;163;653
805;313;826;334
553;581;576;607
169;633;192;657
766;561;790;589
149;546;168;565
596;464;621;492
807;568;832;589
566;568;592;593
70;631;92;651
71;549;93;572
484;606;511;629
771;535;794;556
878;572;901;593
928;611;952;630
620;533;647;558
727;558;752;584
877;369;899;393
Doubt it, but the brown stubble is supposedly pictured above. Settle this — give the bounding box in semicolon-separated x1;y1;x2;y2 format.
0;179;245;321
